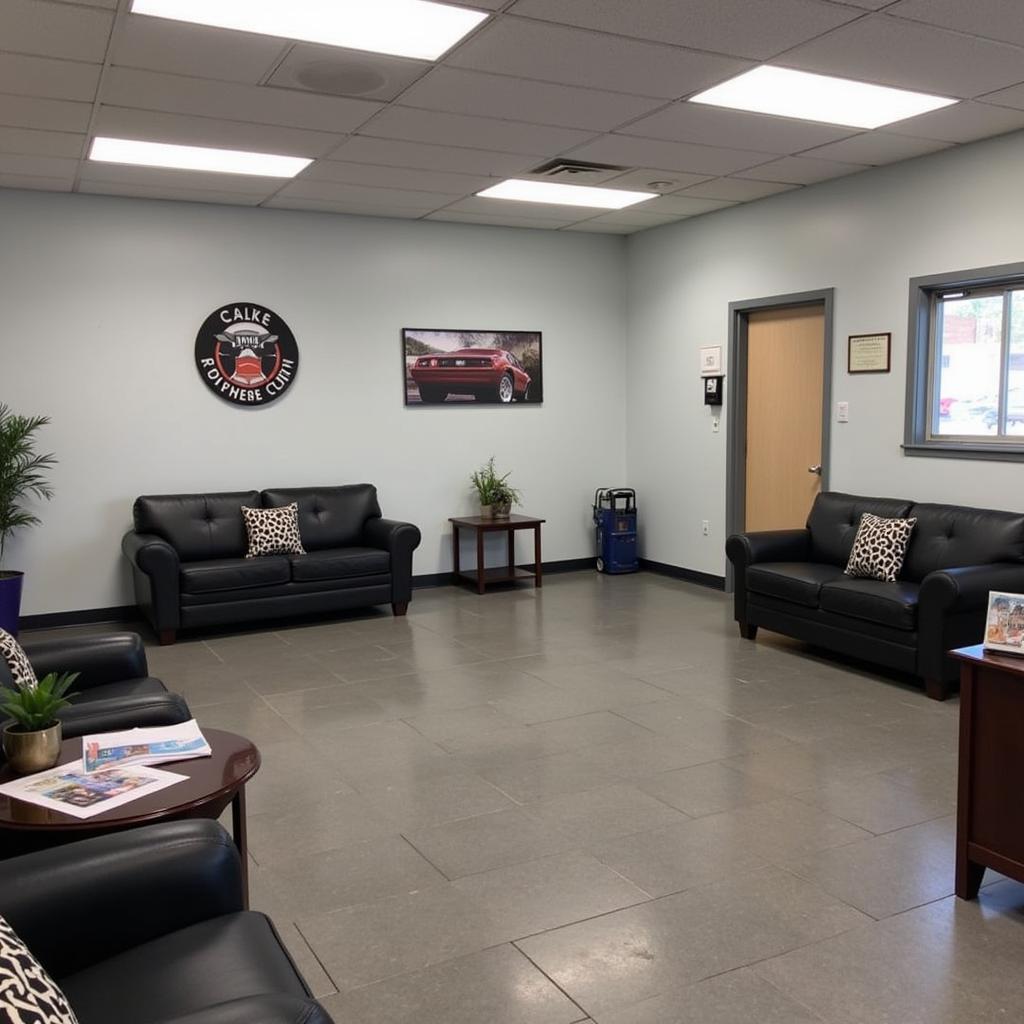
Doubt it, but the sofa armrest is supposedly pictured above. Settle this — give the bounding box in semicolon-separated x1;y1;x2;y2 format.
22;632;149;690
152;995;335;1024
0;820;243;978
725;529;811;569
57;692;192;738
123;531;181;632
919;562;1024;614
363;517;421;604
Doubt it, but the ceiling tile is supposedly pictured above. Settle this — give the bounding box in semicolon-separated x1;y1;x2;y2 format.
0;173;73;191
0;54;101;102
680;177;799;200
635;194;737;215
358;106;596;156
262;196;425;218
78;161;287;195
398;67;666;131
602;167;713;191
273;179;456;210
833;0;893;8
0;127;85;159
779;14;1024;97
54;0;117;7
93;106;343;158
457;0;508;9
738;155;865;184
329;136;538;176
563;220;648;234
302;159;497;195
0;153;78;178
619;103;857;154
566;134;774;176
447;17;750;99
0;0;112;62
982;82;1024;110
883;100;1024;142
439;196;600;221
887;0;1024;47
102;68;382;134
268;45;429;102
0;95;92;133
509;0;862;61
427;211;571;229
111;16;287;85
801;130;952;164
78;181;264;205
576;208;686;226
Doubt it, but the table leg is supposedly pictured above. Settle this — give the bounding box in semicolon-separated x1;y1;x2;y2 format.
232;785;250;910
476;528;485;594
956;857;985;900
534;524;542;588
452;524;460;582
507;527;515;575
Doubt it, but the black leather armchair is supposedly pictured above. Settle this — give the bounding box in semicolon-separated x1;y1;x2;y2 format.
2;632;191;739
0;820;334;1024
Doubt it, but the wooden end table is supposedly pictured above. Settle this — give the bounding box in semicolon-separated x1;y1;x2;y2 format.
952;644;1024;899
0;728;260;906
450;514;545;594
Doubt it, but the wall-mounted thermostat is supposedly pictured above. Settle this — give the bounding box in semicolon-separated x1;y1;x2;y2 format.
704;375;724;406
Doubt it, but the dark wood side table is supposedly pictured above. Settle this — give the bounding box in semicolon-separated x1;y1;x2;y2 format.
449;514;545;594
952;644;1024;899
0;728;260;905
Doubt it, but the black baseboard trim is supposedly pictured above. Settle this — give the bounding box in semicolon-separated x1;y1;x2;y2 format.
413;557;596;590
639;558;726;591
20;605;141;631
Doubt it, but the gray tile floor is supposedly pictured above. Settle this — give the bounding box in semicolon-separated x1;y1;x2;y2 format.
44;572;1024;1022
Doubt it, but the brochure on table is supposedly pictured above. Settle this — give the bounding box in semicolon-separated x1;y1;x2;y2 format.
82;720;212;773
0;760;186;819
984;590;1024;656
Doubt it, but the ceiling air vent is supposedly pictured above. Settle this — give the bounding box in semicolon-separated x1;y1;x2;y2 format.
528;159;629;179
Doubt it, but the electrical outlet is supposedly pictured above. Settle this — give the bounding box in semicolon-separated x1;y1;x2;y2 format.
711;416;720;433
702;520;710;536
837;401;849;423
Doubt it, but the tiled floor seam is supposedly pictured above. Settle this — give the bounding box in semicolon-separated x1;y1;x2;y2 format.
510;942;593;1022
290;919;341;997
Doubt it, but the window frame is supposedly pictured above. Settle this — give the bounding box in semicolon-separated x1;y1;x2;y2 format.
904;261;1024;461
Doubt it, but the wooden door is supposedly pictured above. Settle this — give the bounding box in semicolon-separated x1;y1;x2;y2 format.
744;304;825;532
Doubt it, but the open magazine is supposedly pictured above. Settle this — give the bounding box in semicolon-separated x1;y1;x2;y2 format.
82;720;212;773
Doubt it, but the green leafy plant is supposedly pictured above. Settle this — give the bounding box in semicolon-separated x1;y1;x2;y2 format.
0;404;57;568
470;457;521;508
1;672;77;732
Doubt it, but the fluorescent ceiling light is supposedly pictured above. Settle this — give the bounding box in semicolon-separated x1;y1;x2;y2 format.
689;66;956;129
89;137;311;177
130;0;488;61
476;179;657;209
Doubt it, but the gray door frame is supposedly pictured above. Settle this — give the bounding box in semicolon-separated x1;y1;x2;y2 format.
725;288;835;591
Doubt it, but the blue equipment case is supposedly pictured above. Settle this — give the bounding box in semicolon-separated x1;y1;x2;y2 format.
593;488;638;574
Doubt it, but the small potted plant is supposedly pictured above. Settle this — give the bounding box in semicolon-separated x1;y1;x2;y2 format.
0;404;57;635
1;671;76;773
470;457;521;519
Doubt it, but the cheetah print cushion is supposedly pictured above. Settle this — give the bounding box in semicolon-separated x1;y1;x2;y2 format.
0;914;78;1024
242;503;305;558
844;512;917;583
0;627;38;690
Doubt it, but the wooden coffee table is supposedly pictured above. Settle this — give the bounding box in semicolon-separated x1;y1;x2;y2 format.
0;728;260;904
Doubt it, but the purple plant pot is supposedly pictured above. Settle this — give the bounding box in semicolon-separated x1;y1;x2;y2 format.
0;572;24;636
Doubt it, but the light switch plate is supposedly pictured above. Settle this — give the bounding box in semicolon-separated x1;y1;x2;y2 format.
837;401;849;423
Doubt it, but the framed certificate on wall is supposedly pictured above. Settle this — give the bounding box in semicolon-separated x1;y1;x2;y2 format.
848;333;891;373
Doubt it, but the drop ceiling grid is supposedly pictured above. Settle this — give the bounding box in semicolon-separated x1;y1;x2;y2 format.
0;0;1022;231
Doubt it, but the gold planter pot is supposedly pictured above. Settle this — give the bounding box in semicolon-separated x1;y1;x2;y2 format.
479;504;493;520
2;721;62;774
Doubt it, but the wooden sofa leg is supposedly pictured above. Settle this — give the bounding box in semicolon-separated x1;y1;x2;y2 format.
738;621;758;640
925;677;949;701
159;629;177;646
392;602;409;617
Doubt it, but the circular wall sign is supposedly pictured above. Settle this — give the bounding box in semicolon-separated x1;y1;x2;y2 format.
195;302;299;407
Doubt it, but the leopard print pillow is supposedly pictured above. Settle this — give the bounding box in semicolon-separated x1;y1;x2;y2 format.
242;503;305;558
0;627;38;691
844;512;917;583
0;914;78;1024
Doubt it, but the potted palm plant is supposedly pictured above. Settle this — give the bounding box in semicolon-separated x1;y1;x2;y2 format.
0;404;57;635
470;457;521;519
1;671;77;773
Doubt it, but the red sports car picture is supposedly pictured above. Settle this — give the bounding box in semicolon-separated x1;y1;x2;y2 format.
403;330;542;405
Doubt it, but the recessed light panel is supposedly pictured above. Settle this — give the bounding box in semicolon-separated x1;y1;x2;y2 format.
130;0;488;61
476;180;657;209
89;138;312;178
690;66;956;129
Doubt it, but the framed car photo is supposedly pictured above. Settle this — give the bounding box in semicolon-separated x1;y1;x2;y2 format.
984;590;1024;656
403;329;542;406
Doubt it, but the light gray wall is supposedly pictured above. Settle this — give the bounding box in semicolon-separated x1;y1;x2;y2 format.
626;129;1024;579
1;190;627;615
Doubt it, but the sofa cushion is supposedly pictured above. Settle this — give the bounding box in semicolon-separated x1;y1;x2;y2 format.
242;503;305;558
262;485;381;551
180;557;290;595
134;492;260;561
844;513;917;583
746;563;845;608
0;914;78;1024
806;492;915;566
901;502;1024;582
290;546;390;582
820;577;920;631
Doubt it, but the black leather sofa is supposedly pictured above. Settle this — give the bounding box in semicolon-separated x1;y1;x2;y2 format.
1;632;191;740
123;484;421;644
726;492;1024;700
0;820;334;1024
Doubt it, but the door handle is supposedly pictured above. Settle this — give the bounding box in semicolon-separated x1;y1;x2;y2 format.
808;464;822;475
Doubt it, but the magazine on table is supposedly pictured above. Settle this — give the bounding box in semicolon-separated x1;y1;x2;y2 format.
82;720;212;773
0;759;186;820
984;591;1024;656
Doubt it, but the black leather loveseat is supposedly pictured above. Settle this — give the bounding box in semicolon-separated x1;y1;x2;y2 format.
123;484;420;644
726;491;1024;700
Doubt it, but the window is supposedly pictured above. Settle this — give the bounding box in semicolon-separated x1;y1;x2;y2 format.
905;263;1024;459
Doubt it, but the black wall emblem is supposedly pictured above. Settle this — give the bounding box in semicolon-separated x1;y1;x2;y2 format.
195;302;298;407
